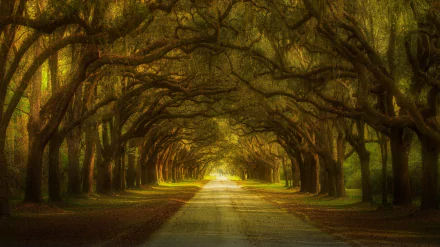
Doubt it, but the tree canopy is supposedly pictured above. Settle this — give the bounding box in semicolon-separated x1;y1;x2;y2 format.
0;0;439;217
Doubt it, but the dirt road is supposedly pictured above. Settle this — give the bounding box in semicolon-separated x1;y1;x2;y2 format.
143;177;348;247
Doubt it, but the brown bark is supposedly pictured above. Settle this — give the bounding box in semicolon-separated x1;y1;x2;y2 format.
120;145;126;191
241;168;247;181
296;153;307;192
97;122;112;194
66;127;81;196
379;133;389;205
308;154;319;193
25;47;99;201
112;145;123;191
127;140;136;188
327;165;337;197
135;142;142;187
48;135;62;202
82;124;96;194
140;147;148;186
111;108;124;191
24;42;43;203
140;130;159;185
23;136;44;203
13;114;26;171
359;150;372;202
0;1;27;209
0;141;10;216
97;158;112;194
0;5;22;215
320;167;329;195
349;121;373;203
282;157;289;187
146;158;158;185
420;135;440;210
390;128;412;205
290;156;300;187
48;48;61;202
66;63;83;196
335;133;346;197
172;163;177;182
273;163;280;183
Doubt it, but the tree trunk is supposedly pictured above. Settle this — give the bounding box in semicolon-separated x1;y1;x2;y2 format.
335;134;346;197
0;138;10;216
48;45;62;202
268;168;274;183
389;128;412;205
241;168;247;181
66;129;81;196
290;156;300;187
135;144;141;187
420;135;440;210
328;168;336;197
309;154;319;193
282;158;289;187
13;114;27;176
139;143;148;186
141;161;148;186
173;164;180;183
120;145;126;190
82;124;96;194
320;169;329;194
146;158;158;185
359;150;373;203
164;155;172;182
378;132;389;205
24;44;43;203
0;0;17;216
23;136;44;203
112;145;123;191
136;140;144;187
97;158;112;194
273;163;280;183
48;134;62;202
182;167;186;180
156;153;165;183
296;154;307;192
66;53;83;196
127;140;136;188
97;122;112;193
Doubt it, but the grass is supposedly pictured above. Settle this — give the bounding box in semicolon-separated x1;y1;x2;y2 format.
203;175;217;180
236;179;440;246
226;175;241;181
238;180;363;207
0;179;208;246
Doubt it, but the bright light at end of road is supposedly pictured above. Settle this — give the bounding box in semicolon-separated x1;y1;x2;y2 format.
215;175;227;181
203;175;240;189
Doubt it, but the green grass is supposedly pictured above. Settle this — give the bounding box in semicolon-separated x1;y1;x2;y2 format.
238;179;364;208
160;179;205;187
10;179;206;213
238;180;289;190
203;175;216;180
226;175;241;181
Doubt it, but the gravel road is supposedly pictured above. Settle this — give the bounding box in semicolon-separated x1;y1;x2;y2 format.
142;177;349;247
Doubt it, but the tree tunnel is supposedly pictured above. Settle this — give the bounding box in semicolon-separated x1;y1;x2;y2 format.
1;0;440;220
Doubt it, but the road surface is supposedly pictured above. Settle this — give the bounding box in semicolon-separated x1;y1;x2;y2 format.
143;177;349;247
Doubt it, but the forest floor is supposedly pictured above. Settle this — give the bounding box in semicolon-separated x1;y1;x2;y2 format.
236;180;440;246
0;180;208;247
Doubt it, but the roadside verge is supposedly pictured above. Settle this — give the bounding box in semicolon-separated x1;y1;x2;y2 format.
235;180;440;246
0;180;209;247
